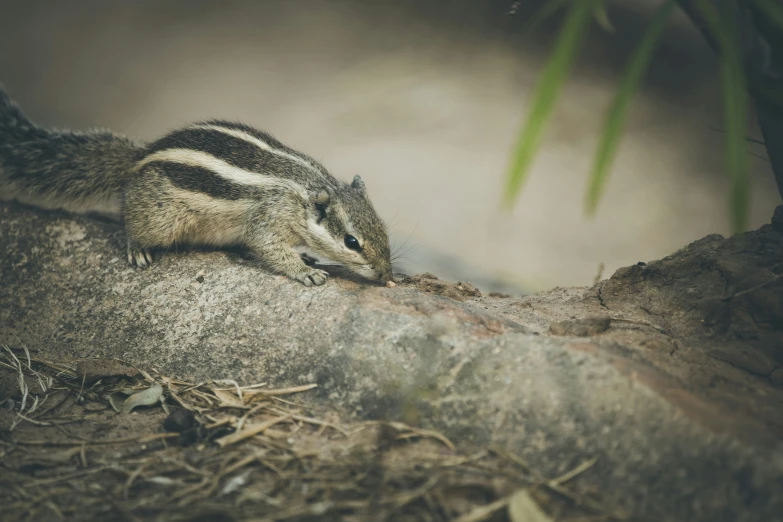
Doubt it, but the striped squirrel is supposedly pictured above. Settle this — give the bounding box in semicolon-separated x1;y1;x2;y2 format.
0;87;392;286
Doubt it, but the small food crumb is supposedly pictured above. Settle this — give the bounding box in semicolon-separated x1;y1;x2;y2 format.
386;281;396;288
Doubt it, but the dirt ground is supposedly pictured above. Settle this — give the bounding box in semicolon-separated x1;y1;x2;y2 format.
2;207;782;520
1;203;782;521
0;354;615;522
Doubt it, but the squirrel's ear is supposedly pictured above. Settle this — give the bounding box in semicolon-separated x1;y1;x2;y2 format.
312;190;330;206
351;174;366;193
311;190;330;222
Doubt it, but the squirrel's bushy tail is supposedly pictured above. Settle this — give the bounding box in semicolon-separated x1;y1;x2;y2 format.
0;86;143;214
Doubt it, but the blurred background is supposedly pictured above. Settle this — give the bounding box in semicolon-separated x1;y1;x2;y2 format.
1;0;779;294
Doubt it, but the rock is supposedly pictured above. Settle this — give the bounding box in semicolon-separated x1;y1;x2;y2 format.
2;201;783;522
708;348;778;377
549;316;611;337
404;272;482;301
75;358;139;381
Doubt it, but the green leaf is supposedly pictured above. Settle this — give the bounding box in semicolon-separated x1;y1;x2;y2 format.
719;14;750;232
503;1;599;210
593;1;615;33
695;0;750;232
585;0;676;215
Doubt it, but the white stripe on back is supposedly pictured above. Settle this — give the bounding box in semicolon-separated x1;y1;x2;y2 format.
136;148;305;195
191;124;320;173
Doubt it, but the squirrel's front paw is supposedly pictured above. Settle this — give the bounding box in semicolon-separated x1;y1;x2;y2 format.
128;247;154;268
294;268;329;287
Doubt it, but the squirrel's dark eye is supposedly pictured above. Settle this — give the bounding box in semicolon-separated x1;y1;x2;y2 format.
344;234;361;251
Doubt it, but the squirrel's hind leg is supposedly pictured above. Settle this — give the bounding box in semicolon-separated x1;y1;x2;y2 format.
122;171;178;268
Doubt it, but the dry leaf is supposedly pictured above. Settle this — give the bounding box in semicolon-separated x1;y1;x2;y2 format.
213;388;245;408
508;489;553;522
110;383;163;414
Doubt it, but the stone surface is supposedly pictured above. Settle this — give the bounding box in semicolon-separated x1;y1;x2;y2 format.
2;201;783;522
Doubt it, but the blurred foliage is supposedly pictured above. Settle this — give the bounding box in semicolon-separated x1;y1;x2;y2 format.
502;1;600;209
503;0;783;233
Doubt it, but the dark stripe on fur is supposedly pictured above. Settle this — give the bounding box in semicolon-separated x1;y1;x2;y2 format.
203;120;326;173
145;124;336;192
142;161;253;200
